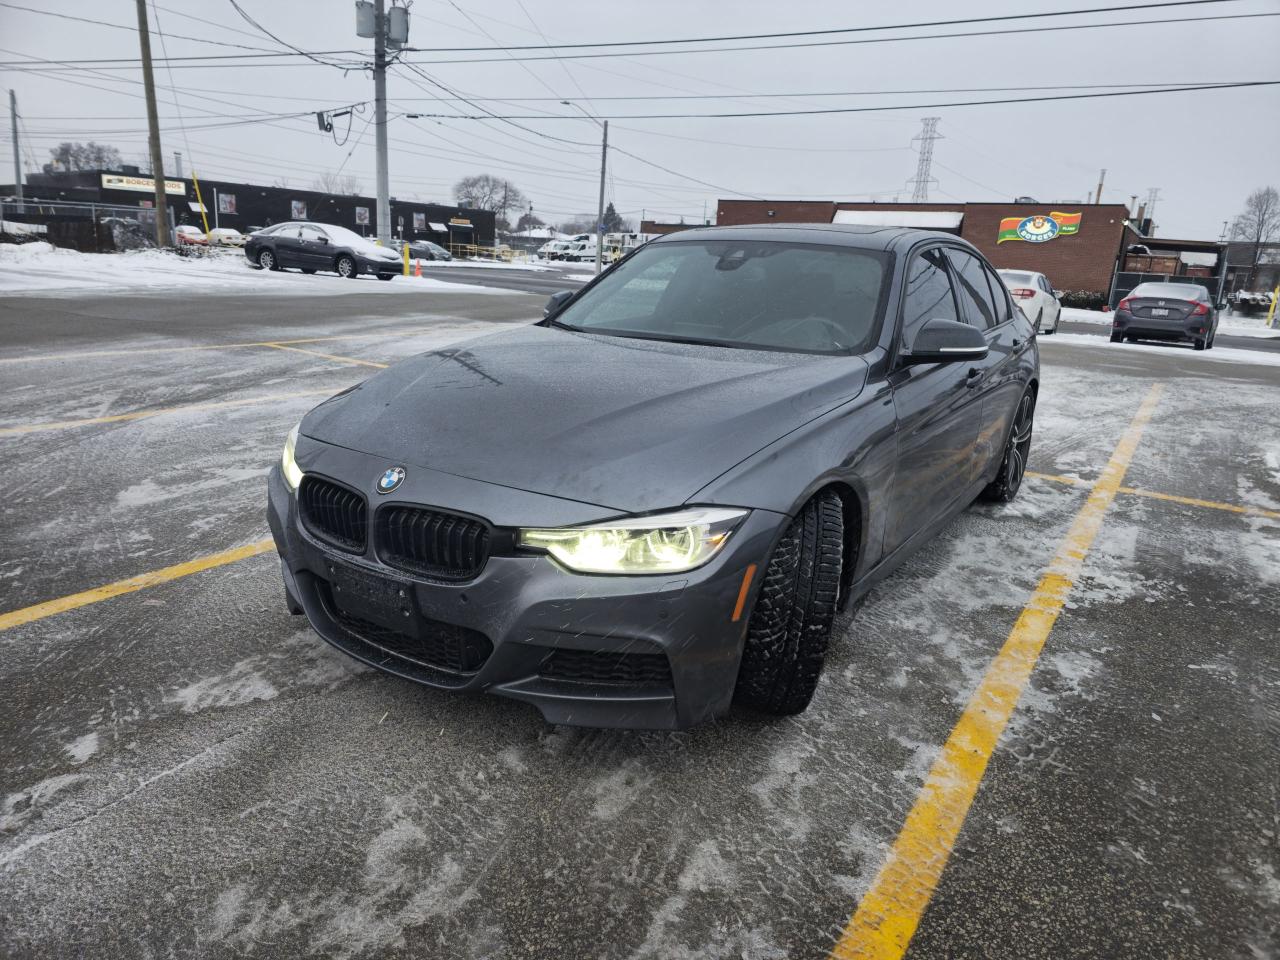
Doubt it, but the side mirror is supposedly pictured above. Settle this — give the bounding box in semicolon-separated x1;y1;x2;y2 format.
904;318;989;364
544;289;575;318
318;236;329;245
1053;289;1062;300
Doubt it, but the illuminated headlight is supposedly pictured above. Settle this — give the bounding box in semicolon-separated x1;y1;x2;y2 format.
518;507;747;574
280;423;304;490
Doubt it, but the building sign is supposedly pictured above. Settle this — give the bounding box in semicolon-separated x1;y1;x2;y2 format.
997;211;1082;244
218;193;236;215
449;217;472;227
355;206;369;225
291;200;307;219
413;212;426;231
101;173;184;196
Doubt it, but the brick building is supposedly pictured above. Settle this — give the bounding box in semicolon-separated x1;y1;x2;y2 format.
715;199;1134;297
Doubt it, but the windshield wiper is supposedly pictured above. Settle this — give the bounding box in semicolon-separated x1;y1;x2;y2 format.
541;315;581;332
580;327;751;351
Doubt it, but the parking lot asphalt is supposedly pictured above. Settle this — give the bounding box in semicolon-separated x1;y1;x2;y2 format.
1;292;1277;960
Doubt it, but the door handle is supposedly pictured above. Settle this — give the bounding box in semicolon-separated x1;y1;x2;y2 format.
964;367;984;388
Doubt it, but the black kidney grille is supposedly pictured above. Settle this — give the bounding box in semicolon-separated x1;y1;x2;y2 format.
299;476;367;552
540;648;673;688
377;506;490;579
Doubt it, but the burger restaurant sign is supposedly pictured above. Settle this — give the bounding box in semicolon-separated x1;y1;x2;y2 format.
997;210;1082;244
101;173;185;196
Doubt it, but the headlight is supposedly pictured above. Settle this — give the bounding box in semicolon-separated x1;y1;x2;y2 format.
280;423;303;490
518;507;747;574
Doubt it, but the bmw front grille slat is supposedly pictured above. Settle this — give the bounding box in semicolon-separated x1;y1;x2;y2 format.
375;505;490;581
299;476;367;553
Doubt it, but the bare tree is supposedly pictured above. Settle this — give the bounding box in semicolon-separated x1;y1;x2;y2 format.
454;174;526;228
1231;186;1280;288
43;141;123;173
312;171;363;195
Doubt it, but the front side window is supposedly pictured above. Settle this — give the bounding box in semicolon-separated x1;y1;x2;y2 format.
301;225;327;242
551;240;891;355
901;248;959;351
945;248;998;330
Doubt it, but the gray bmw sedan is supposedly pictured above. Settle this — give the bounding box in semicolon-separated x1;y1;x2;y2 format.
266;224;1039;729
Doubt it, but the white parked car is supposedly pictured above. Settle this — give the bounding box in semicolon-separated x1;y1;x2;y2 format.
208;227;245;247
997;269;1062;334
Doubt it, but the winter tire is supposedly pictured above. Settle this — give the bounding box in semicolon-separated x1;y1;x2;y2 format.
337;256;357;279
981;388;1035;504
734;490;844;716
377;273;394;282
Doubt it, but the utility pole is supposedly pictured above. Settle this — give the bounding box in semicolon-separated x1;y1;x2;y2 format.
1094;168;1106;205
134;0;169;247
909;117;941;203
595;119;608;274
8;89;21;204
373;0;390;245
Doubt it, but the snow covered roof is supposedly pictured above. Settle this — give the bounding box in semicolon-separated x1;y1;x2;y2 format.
832;209;964;229
511;227;568;239
1178;251;1218;267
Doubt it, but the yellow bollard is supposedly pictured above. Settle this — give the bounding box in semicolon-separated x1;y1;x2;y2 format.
1268;285;1279;329
403;241;410;277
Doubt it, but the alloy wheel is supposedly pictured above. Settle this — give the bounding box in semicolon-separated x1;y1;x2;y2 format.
1004;393;1034;494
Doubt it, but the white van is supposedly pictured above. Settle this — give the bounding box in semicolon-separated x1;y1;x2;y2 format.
538;239;571;260
563;236;599;263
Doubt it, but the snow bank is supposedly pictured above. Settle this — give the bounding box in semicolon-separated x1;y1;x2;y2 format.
1041;332;1280;367
0;242;520;297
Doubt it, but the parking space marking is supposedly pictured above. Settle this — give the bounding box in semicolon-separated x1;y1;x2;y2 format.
0;328;451;365
1027;471;1280;521
831;382;1165;960
0;390;334;436
258;342;388;369
0;539;274;632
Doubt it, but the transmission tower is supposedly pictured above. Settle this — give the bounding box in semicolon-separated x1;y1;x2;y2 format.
909;117;942;203
1144;187;1161;221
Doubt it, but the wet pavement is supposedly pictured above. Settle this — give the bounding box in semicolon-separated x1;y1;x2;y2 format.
1;291;1277;959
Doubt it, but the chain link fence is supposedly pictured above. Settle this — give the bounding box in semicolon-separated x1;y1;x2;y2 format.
1;197;175;252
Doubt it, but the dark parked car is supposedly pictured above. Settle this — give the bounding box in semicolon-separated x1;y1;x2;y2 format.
267;225;1039;729
1111;282;1218;350
244;221;402;280
400;239;453;261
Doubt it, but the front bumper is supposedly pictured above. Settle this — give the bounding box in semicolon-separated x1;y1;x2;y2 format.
359;254;402;276
266;461;785;730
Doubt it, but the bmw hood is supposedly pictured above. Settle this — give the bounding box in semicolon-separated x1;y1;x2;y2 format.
301;324;869;512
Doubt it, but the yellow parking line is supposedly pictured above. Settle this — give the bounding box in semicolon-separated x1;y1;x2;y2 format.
0;329;435;365
0;539;274;632
0;389;333;436
1026;471;1280;521
258;342;388;369
831;382;1165;960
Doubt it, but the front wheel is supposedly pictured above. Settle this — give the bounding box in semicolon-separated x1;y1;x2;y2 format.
734;490;844;716
257;248;277;271
300;268;316;275
336;255;357;279
981;388;1035;503
1109;331;1123;343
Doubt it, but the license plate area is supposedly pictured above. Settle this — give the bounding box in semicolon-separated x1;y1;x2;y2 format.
1149;307;1170;317
326;559;416;632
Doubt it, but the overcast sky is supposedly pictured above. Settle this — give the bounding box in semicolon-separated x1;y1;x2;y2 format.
2;0;1277;237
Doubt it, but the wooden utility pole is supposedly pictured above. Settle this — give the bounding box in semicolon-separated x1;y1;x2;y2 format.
134;0;169;247
9;90;21;203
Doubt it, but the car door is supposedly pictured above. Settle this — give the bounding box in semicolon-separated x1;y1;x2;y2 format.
1039;274;1061;326
947;248;1031;480
883;246;985;557
297;225;331;268
272;226;307;268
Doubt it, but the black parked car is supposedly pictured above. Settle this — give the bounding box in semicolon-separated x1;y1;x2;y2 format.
268;225;1039;729
400;239;453;261
244;221;403;280
1111;282;1218;350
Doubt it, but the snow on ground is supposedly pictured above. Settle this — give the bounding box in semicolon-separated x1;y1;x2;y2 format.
1041;332;1280;367
0;242;520;297
424;259;554;273
1062;305;1278;339
566;273;598;281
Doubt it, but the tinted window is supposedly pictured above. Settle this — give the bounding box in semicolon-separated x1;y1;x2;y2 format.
1132;283;1207;300
945;249;998;330
554;240;891;355
1039;275;1052;293
983;265;1013;325
901;248;959;350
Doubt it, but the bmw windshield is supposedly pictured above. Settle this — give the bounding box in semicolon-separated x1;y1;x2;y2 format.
550;239;891;355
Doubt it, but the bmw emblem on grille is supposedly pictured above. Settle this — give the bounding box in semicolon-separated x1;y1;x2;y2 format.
376;466;406;494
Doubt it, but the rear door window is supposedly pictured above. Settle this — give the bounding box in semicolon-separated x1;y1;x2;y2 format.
944;248;998;330
901;248;960;351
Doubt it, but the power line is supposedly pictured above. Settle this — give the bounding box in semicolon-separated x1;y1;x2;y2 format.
399;11;1278;65
402;80;1280;119
225;0;366;70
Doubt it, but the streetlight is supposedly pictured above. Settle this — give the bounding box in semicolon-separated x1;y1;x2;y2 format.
561;100;607;275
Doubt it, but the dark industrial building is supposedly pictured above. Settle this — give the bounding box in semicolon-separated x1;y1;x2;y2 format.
4;167;496;248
